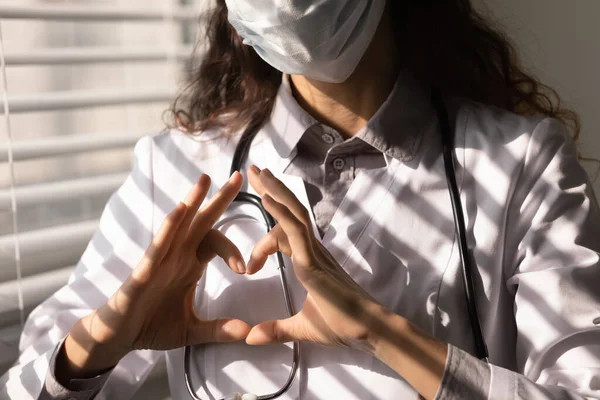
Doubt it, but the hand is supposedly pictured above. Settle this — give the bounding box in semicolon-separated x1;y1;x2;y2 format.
63;173;251;378
242;166;448;400
243;166;389;350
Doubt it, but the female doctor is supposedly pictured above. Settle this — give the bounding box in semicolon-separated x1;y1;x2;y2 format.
3;0;600;399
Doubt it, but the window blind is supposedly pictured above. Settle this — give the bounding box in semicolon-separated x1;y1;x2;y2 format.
0;2;206;396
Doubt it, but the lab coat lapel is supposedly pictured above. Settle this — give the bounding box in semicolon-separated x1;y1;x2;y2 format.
250;140;321;238
274;171;321;239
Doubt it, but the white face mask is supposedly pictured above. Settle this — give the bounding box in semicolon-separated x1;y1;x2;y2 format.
225;0;387;83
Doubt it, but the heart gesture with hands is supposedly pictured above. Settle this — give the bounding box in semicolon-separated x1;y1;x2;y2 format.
243;166;448;400
61;167;446;400
244;165;390;350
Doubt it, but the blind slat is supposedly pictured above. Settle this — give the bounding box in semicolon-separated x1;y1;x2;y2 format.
0;266;75;316
0;4;198;21
4;46;193;66
3;89;175;114
0;266;75;335
0;325;22;372
0;220;97;283
0;132;143;162
0;173;127;209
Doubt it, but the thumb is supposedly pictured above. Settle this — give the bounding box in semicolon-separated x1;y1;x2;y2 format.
245;316;303;345
191;318;251;344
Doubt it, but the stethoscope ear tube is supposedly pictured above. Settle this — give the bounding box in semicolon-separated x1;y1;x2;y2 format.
431;87;490;362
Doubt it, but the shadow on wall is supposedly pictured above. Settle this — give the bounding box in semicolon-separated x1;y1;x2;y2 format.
474;0;600;196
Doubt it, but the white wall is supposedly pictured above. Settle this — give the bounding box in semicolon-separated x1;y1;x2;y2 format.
474;0;600;196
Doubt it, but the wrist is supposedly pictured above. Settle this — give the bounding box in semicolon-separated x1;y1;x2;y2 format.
59;312;129;380
369;312;448;400
367;307;411;357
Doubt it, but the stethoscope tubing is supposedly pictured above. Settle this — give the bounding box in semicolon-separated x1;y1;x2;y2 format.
183;192;299;400
431;87;489;362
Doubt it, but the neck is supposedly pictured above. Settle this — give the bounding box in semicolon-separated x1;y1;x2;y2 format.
289;9;400;139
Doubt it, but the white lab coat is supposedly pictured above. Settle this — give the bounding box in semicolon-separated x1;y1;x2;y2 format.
2;80;600;399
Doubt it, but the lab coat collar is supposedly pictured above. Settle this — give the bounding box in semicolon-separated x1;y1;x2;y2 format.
356;70;433;163
265;70;434;163
265;76;316;159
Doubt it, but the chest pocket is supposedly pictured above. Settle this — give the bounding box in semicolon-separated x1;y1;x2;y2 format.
346;168;459;335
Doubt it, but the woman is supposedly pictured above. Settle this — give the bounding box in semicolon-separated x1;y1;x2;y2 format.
2;0;599;399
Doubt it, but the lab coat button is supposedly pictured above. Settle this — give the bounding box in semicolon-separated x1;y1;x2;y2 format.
321;133;335;144
333;158;346;171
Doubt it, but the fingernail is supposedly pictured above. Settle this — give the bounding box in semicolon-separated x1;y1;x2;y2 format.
263;168;273;177
249;165;261;174
246;258;254;274
236;260;246;274
230;171;239;180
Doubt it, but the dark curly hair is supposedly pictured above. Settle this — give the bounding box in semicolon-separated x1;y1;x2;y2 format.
168;0;581;142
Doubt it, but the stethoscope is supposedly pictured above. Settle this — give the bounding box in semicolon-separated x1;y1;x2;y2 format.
183;87;489;400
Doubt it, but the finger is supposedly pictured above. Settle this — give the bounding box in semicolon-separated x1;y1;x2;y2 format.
261;194;312;263
144;202;187;262
173;174;211;244
188;171;243;242
246;316;302;345
198;229;247;274
248;165;311;227
191;318;251;344
246;224;291;275
247;164;267;196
